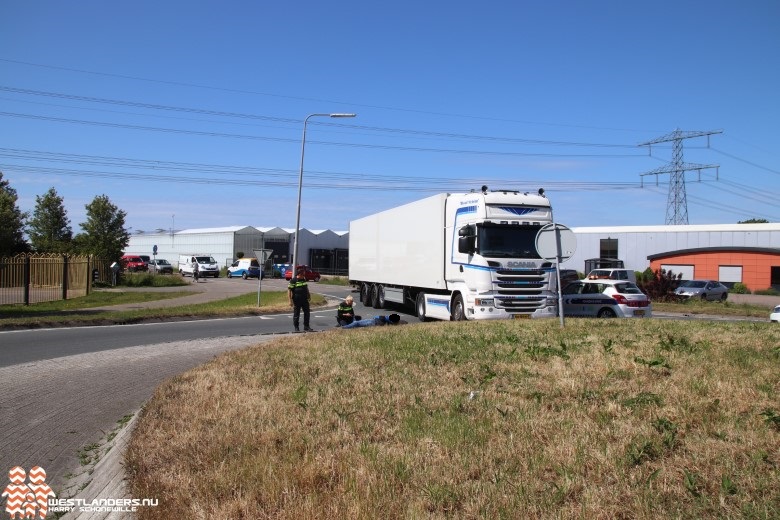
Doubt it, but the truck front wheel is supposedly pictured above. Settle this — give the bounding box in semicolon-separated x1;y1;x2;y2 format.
451;294;466;321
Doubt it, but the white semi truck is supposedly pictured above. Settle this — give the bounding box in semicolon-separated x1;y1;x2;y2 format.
349;187;560;321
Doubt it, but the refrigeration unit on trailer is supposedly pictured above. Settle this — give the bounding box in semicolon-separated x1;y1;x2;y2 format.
348;187;561;321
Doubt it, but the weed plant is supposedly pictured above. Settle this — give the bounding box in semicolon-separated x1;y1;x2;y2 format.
126;319;779;519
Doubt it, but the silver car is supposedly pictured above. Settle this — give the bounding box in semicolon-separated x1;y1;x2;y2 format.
562;280;652;318
674;280;729;301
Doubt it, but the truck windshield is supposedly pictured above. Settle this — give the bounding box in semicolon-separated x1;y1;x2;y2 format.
476;224;542;259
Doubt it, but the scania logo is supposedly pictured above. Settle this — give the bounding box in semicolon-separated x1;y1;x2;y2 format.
506;261;537;268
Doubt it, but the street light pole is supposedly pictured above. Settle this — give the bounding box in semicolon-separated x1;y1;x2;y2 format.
292;113;356;279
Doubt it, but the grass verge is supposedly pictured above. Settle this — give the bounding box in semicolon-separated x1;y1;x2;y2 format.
0;291;326;329
126;319;779;519
653;299;772;318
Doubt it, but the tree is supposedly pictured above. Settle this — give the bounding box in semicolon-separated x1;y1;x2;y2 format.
0;171;30;256
73;195;130;260
28;187;73;253
738;218;769;224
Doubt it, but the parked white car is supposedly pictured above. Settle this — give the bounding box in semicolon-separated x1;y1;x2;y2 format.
562;279;652;318
771;305;780;323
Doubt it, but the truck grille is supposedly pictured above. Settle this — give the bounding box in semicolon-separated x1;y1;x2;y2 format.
493;268;549;312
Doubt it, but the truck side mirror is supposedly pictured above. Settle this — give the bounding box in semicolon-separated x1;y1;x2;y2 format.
458;224;475;237
458;236;476;254
457;224;477;254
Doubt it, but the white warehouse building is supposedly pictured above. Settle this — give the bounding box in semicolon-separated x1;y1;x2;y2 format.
126;226;349;274
127;222;780;290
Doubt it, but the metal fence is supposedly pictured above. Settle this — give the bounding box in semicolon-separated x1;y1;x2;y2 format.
0;254;113;306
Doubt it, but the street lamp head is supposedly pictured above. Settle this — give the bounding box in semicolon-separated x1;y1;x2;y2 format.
328;113;356;118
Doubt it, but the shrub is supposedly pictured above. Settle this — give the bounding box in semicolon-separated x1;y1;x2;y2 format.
730;283;750;294
636;268;682;301
754;287;780;296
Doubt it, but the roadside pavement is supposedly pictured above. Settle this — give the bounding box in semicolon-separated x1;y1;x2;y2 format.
1;334;277;520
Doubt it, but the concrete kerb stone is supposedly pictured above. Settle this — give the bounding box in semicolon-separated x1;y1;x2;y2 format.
60;413;140;520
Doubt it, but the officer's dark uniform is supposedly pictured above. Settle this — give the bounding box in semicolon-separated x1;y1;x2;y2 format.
336;299;359;326
288;272;312;331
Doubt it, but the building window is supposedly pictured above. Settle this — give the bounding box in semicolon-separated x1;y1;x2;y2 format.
600;238;618;259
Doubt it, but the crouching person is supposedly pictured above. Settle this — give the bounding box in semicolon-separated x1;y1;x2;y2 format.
336;296;362;326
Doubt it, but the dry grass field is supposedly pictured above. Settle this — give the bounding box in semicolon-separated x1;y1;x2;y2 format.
126;319;779;519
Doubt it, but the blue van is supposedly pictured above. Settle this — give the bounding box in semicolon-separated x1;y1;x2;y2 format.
227;258;263;279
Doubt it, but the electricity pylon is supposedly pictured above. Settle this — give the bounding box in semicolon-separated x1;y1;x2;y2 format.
639;129;722;225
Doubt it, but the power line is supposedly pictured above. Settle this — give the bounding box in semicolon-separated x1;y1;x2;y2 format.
0;58;659;134
0;85;641;149
0;111;643;158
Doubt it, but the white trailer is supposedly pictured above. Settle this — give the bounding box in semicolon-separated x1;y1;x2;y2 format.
349;188;559;321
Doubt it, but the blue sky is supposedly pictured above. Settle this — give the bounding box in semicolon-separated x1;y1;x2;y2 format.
1;1;778;235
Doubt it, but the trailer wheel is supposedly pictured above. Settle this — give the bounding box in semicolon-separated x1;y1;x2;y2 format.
372;284;385;309
360;284;371;305
451;294;466;321
416;293;429;322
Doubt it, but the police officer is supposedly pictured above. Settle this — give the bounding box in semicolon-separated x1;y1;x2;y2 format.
288;270;313;332
336;295;360;326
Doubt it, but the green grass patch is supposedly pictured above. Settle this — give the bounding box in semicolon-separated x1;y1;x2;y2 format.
653;299;770;317
0;291;326;328
318;276;350;286
118;272;191;287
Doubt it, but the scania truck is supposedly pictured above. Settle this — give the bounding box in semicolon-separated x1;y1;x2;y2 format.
348;187;560;321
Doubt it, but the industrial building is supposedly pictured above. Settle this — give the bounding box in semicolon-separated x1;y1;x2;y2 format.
563;223;780;291
125;226;348;275
126;222;780;291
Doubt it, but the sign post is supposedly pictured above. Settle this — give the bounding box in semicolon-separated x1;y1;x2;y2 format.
535;223;577;327
152;244;158;275
253;249;274;308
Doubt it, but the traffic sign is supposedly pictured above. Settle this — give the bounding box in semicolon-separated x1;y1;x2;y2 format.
535;223;577;261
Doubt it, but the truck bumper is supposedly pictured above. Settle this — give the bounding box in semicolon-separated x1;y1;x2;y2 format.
468;303;557;320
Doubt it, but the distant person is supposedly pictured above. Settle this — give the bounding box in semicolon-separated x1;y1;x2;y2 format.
193;261;200;283
288;270;313;332
341;313;405;329
336;296;361;326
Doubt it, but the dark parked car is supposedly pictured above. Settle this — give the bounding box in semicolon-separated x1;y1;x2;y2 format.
674;280;729;301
